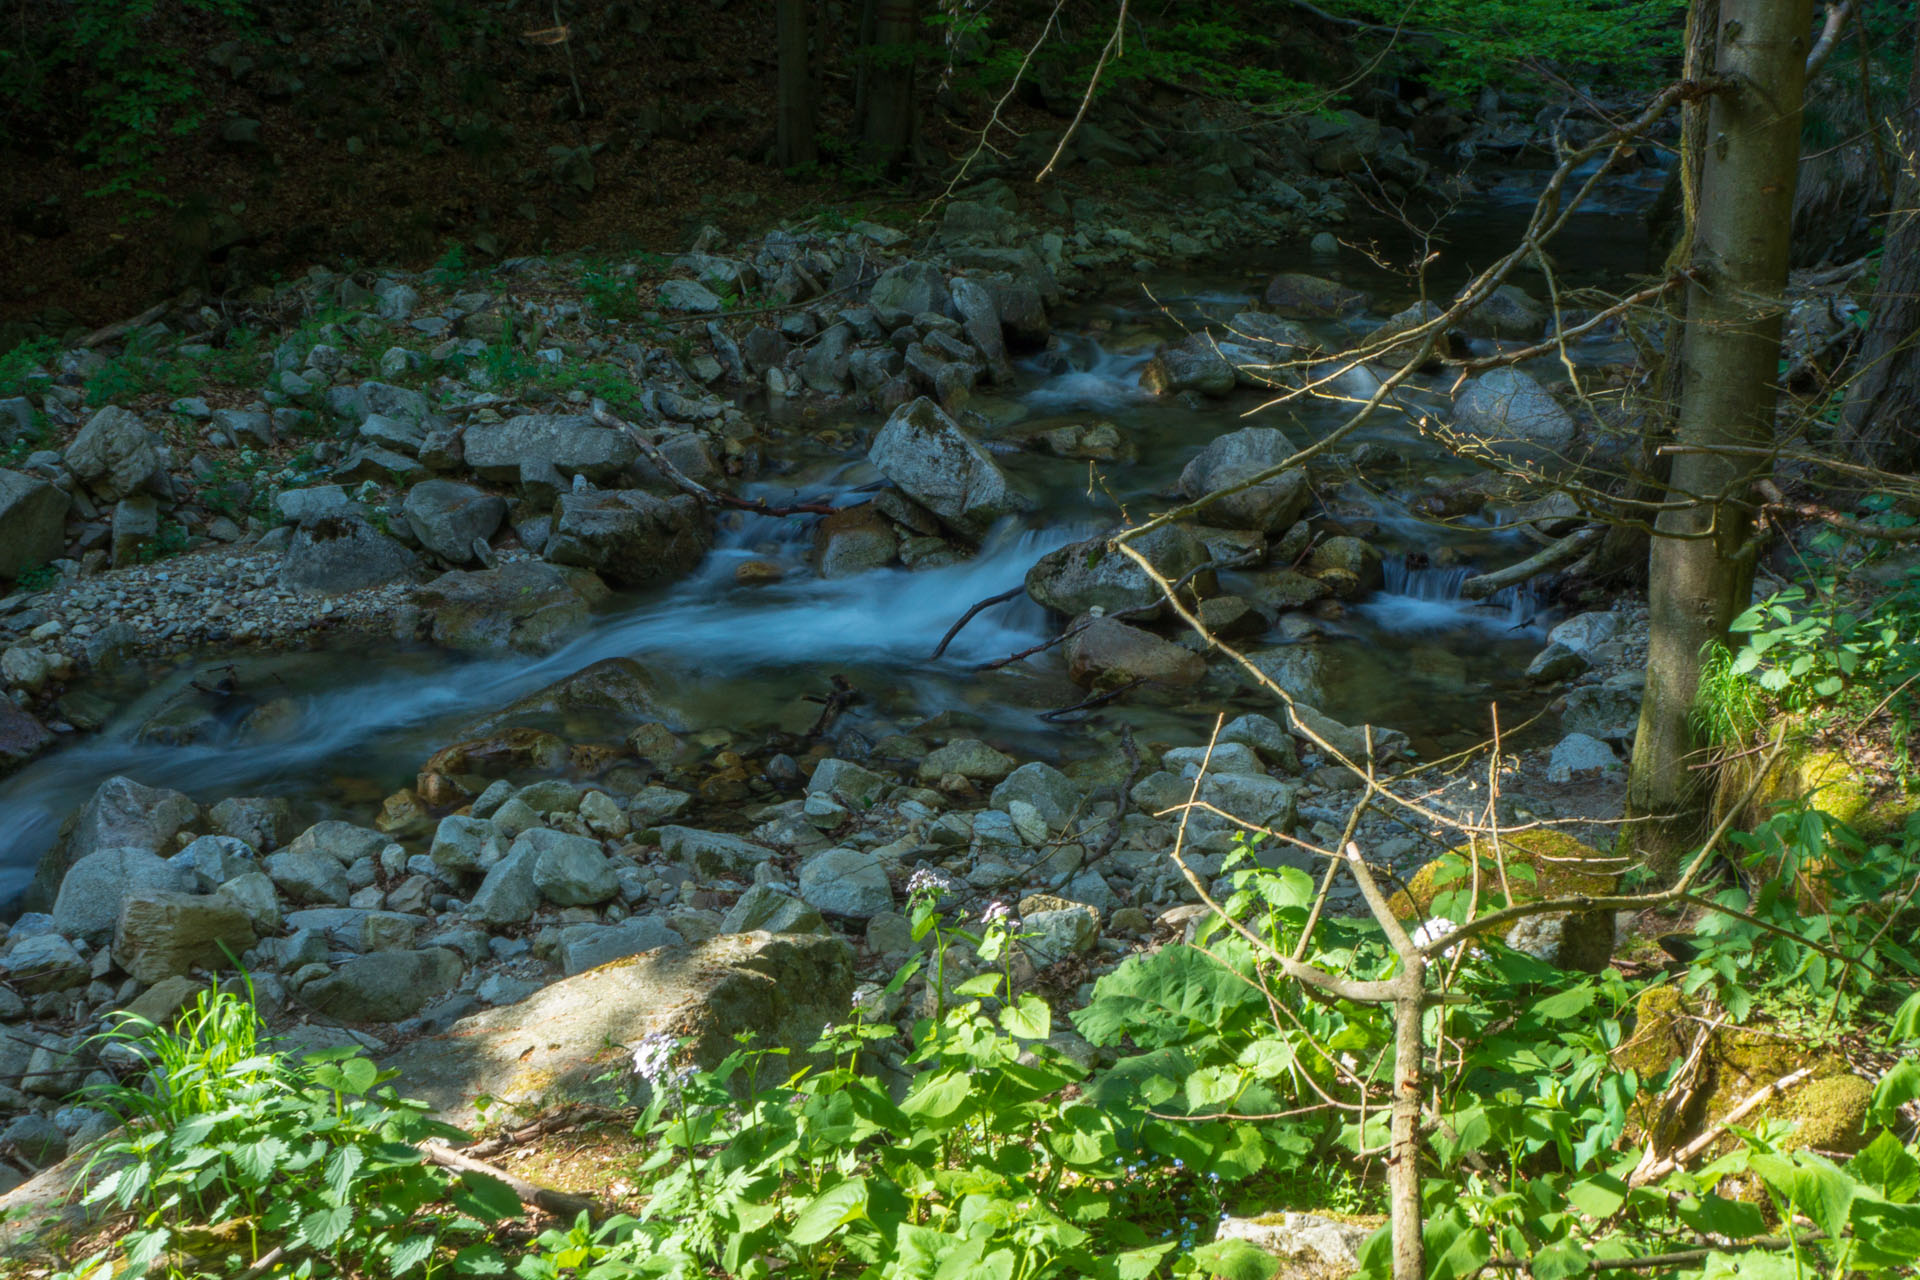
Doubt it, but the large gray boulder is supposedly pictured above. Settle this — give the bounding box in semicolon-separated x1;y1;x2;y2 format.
522;829;618;906
1141;335;1235;398
1065;616;1208;688
431;815;509;873
868;262;951;327
462;415;638;484
556;917;683;975
949;278;1011;379
403;480;506;565
65;776;198;864
1262;273;1366;318
281;512;418;593
300;948;465;1022
0;470;69;580
114;889;258;984
991;762;1081;834
264;850;351;906
416;561;603;654
380;932;856;1125
544;490;710;588
798;847;893;919
0;702;53;772
65;406;159;501
658;827;778;877
1179;428;1311;532
1449;368;1577;462
1024;524;1211;620
54;848;191;944
867;397;1025;539
467;843;540;926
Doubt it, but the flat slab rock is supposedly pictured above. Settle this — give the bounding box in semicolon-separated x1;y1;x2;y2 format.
381;930;854;1127
1215;1211;1379;1277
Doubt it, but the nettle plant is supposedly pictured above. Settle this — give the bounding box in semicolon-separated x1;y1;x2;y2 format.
63;986;522;1280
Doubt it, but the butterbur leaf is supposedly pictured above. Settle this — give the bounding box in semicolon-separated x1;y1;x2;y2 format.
900;1070;971;1121
452;1170;525;1223
337;1055;380;1095
1532;985;1597;1020
1098;1243;1178;1280
1532;1238;1590;1280
1565;1171;1628;1218
1872;1059;1920;1125
1190;1237;1282;1280
1073;944;1261;1048
788;1177;869;1245
1676;1194;1766;1239
954;972;1003;999
1426;1208;1492;1280
1000;994;1051;1040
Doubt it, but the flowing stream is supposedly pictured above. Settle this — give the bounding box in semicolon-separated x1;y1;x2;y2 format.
0;159;1665;906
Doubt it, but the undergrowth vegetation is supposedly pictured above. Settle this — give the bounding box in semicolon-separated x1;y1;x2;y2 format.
42;797;1920;1280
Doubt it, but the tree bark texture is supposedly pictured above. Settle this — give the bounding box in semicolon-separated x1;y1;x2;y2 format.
1840;21;1920;475
860;0;919;172
776;0;818;169
1390;977;1428;1280
1626;0;1813;879
1597;0;1721;587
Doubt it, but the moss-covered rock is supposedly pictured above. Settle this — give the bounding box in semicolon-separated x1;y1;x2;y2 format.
1390;829;1621;971
1720;726;1917;839
1615;983;1872;1155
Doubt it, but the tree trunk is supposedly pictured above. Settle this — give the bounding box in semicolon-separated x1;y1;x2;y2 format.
775;0;818;169
1389;980;1427;1280
860;0;918;173
1595;0;1722;587
1625;0;1813;879
1840;21;1920;475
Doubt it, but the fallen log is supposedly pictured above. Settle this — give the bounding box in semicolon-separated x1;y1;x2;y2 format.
1460;526;1599;600
421;1140;598;1221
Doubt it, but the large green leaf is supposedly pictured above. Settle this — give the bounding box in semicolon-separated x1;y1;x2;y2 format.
1853;1130;1920;1202
901;1070;973;1122
1000;994;1051;1041
1072;945;1261;1049
1190;1237;1281;1280
298;1204;355;1250
789;1177;869;1245
1531;1237;1591;1280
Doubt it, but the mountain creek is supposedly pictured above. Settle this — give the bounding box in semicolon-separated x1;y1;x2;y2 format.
0;153;1672;1195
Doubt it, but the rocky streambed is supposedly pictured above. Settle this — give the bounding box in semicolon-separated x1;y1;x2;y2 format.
0;150;1667;1182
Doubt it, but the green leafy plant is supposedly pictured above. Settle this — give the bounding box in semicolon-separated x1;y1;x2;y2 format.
73;982;519;1279
0;0;256;206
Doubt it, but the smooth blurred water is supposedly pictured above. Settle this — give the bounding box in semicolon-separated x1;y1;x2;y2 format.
0;166;1659;904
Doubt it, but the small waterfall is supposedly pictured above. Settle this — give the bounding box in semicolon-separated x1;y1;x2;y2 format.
1364;555;1545;633
1018;335;1155;413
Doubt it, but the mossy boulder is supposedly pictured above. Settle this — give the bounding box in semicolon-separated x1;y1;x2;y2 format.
1617;983;1873;1155
1390;829;1621;971
1720;729;1917;839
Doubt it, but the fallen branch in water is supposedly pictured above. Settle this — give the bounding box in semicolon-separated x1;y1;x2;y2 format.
805;674;859;740
1460;526;1600;599
1039;678;1147;721
930;586;1026;660
591;404;841;517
